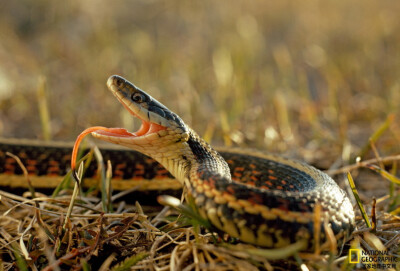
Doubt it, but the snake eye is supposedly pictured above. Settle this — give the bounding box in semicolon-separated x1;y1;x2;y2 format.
131;92;146;103
115;77;124;88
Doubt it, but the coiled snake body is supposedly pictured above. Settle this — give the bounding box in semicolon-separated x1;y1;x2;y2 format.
85;75;355;249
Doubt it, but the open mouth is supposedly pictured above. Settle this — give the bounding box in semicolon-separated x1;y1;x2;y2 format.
91;96;167;139
71;110;166;172
92;119;166;138
93;79;167;139
71;118;166;167
71;103;166;171
71;75;168;170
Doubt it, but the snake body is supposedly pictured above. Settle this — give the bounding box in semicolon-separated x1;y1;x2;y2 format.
87;75;355;249
0;75;355;249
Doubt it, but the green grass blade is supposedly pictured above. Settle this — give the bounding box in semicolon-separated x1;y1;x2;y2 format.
347;172;371;228
356;114;394;160
158;195;212;230
11;242;28;271
63;162;83;230
111;252;148;271
36;75;52;141
366;164;400;184
223;239;307;260
52;149;94;197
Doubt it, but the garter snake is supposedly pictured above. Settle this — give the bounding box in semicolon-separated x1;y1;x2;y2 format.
0;75;355;249
73;75;354;249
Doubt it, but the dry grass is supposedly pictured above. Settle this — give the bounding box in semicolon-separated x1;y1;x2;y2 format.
0;0;400;270
1;149;400;270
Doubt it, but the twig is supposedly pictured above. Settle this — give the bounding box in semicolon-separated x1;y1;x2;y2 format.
6;152;36;198
325;154;400;176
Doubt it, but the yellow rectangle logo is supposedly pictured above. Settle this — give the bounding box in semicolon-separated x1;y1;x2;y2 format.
349;249;360;263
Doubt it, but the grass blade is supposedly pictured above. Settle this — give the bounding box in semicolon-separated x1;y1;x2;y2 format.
347;172;371;228
63;162;83;230
36;75;52;141
357;114;394;160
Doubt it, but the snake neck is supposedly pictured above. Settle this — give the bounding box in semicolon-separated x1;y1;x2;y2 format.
154;128;231;186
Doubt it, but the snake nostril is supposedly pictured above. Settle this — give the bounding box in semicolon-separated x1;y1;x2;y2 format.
115;77;124;87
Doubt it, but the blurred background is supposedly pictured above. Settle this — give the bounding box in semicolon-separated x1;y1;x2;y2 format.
0;0;399;164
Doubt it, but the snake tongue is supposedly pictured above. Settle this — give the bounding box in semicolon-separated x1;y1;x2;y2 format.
94;120;165;138
71;119;166;170
71;126;133;170
93;127;134;137
92;115;166;138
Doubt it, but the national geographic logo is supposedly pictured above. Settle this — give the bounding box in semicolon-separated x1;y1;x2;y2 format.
349;249;398;269
349;249;360;264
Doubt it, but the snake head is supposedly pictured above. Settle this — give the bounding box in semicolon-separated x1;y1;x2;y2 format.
91;75;190;155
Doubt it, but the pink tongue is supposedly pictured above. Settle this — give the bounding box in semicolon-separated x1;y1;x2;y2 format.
94;128;133;137
71;123;167;170
71;127;132;170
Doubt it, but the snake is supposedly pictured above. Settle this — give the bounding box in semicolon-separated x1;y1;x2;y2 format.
0;75;355;249
76;75;355;249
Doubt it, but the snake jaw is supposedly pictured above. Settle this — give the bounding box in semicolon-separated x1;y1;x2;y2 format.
88;75;192;182
92;75;168;140
91;75;185;147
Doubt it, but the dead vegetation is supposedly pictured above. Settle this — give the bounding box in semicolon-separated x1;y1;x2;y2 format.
1;144;399;270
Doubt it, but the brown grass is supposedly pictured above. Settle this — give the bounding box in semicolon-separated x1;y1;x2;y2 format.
1;149;400;270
